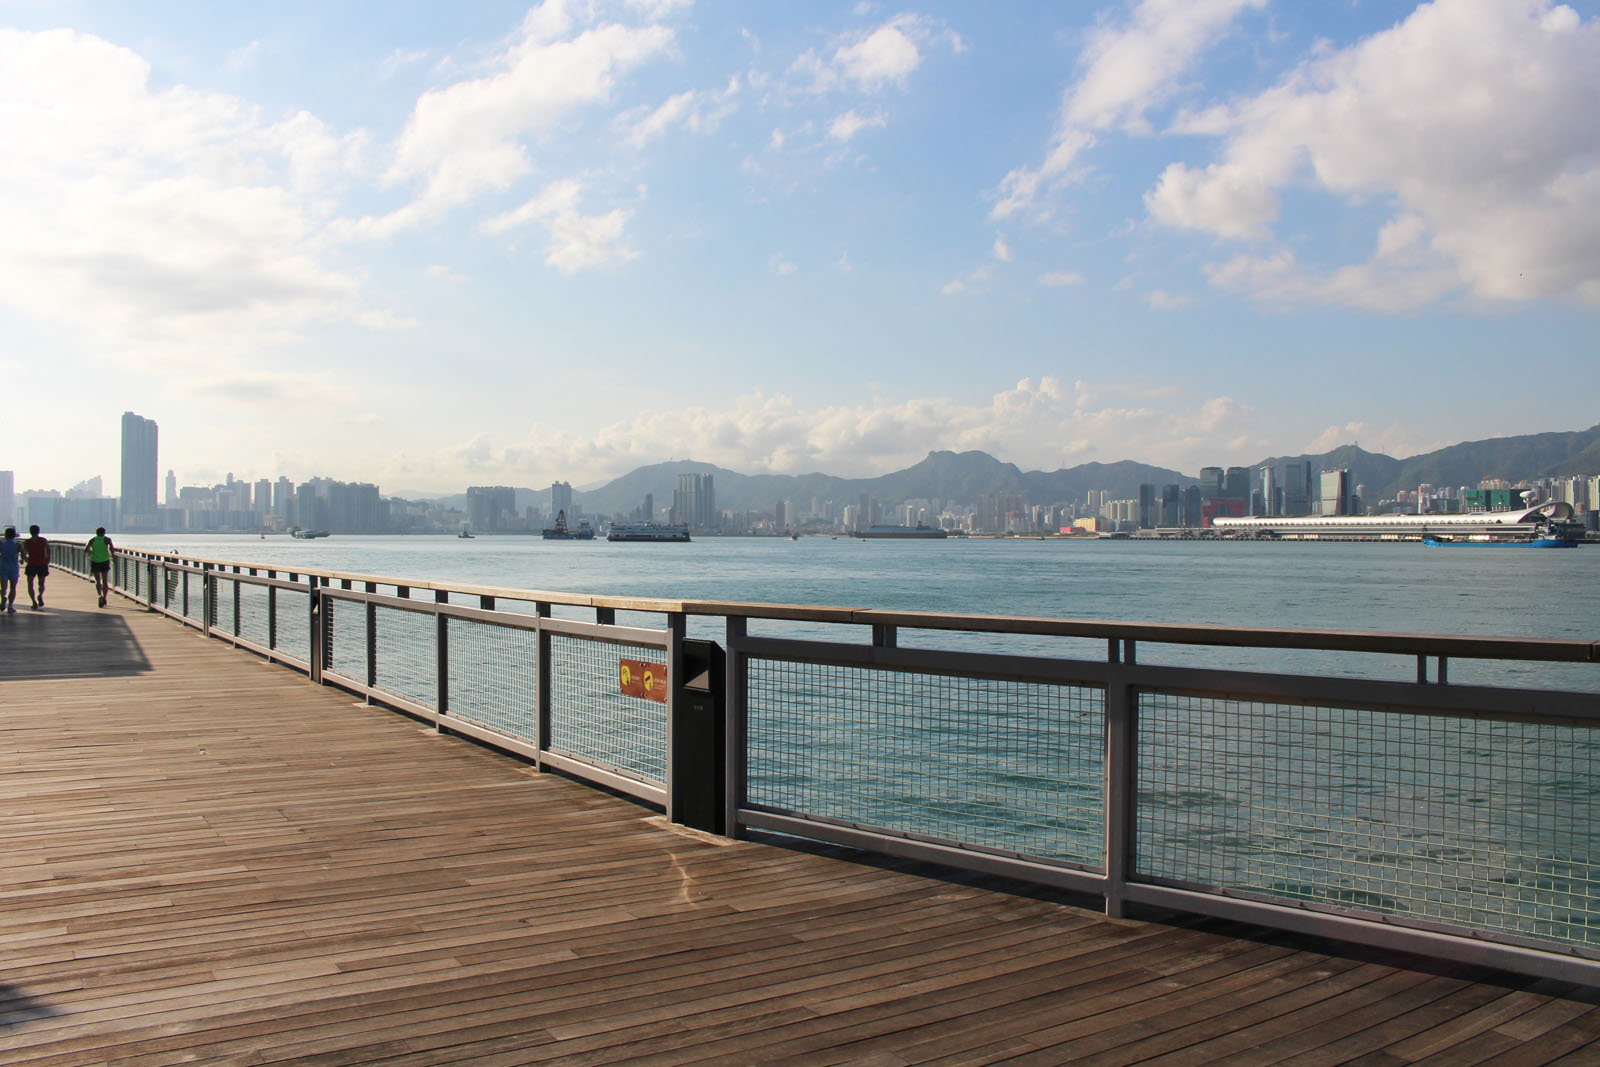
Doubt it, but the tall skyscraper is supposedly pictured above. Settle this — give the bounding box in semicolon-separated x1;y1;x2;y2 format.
164;470;177;507
550;481;574;520
120;412;159;530
1320;468;1351;517
673;473;715;532
0;469;13;525
1258;465;1277;517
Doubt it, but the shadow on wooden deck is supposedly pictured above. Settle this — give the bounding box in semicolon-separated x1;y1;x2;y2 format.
0;600;151;680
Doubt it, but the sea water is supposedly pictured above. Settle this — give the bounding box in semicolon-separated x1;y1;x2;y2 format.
117;533;1599;689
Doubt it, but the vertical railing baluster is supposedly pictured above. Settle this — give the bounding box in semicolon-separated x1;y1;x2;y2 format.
665;612;685;825
364;581;378;698
724;616;747;841
200;563;212;637
535;601;552;770
435;589;450;728
1103;639;1137;919
308;576;322;684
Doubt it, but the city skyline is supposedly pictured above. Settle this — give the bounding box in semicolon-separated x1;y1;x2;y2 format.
4;1;1598;496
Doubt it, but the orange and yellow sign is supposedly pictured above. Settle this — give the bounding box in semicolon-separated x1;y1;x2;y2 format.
619;658;668;703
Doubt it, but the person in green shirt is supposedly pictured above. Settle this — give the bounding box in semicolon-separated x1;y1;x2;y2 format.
87;526;114;608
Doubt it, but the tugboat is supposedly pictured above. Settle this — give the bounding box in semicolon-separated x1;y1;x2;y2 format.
541;510;595;540
457;526;475;539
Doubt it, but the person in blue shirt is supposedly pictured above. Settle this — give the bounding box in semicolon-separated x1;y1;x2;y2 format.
0;527;20;613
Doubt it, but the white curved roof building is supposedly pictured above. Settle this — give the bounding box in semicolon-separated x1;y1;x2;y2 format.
1211;501;1577;539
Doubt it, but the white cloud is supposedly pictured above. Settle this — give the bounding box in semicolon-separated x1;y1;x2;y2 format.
834;18;924;89
828;109;885;141
425;263;467;282
620;76;740;149
1151;0;1600;307
355;3;673;237
769;253;797;276
482;179;637;273
399;377;1261;488
1305;421;1439;459
0;28;376;363
790;14;960;95
1146;289;1190;310
225;40;262;73
992;0;1266;220
1038;271;1084;287
992;236;1012;262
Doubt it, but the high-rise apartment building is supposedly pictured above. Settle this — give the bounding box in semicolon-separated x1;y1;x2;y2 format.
467;486;517;532
674;473;715;532
120;412;159;530
550;481;574;520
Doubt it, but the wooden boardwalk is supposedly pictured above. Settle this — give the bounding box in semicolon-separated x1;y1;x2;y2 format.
3;575;1599;1065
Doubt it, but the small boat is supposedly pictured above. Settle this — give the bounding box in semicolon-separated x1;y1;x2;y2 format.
458;529;475;539
289;527;330;539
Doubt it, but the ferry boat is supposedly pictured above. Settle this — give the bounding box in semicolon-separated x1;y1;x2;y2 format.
289;527;330;539
607;521;690;543
541;510;594;540
856;524;948;540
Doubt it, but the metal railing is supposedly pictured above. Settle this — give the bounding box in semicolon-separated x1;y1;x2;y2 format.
49;540;1600;986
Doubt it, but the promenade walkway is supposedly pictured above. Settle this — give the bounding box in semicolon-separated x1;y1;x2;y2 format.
3;573;1599;1065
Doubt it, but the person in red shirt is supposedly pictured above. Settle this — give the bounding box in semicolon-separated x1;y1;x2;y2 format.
23;524;50;609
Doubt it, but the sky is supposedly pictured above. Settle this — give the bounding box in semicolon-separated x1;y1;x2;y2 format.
3;0;1598;498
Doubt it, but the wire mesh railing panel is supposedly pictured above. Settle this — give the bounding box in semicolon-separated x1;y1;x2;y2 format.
181;574;205;624
746;659;1106;866
237;583;271;647
163;567;180;611
326;598;369;682
212;579;234;634
447;618;539;743
1136;693;1600;950
274;586;311;659
547;633;667;786
373;605;436;711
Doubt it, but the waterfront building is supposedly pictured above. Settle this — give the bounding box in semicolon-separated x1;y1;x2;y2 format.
164;470;177;507
551;481;574;522
254;479;271;517
1282;461;1312;516
1138;484;1155;529
467;486;517;533
642;492;654;523
274;477;294;517
1224;467;1250;500
1320;468;1351;517
1198;467;1224;496
673;473;715;533
1258;465;1276;516
120;411;159;531
0;469;12;525
775;500;787;533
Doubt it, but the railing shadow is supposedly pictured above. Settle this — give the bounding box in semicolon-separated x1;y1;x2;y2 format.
0;607;152;680
0;983;62;1029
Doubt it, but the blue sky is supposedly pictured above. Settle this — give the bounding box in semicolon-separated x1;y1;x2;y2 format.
3;0;1597;497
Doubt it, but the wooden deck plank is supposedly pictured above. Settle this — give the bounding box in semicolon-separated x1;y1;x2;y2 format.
1;574;1596;1065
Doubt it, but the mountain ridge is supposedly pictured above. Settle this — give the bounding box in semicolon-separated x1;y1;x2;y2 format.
393;423;1600;515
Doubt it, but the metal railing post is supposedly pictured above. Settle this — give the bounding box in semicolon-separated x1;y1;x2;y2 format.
724;616;747;841
364;582;378;698
535;601;552;770
1103;640;1137;919
664;612;685;824
435;590;450;728
200;563;213;636
308;576;323;685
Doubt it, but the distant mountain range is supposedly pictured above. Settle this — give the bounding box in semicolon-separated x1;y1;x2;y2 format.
396;423;1600;514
